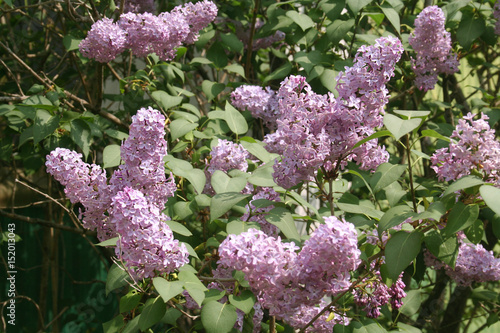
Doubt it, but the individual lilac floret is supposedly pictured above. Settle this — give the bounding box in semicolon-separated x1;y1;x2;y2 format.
242;187;281;237
122;0;156;13
79;18;127;63
45;148;113;238
110;107;176;208
110;187;189;279
265;37;402;188
430;112;500;185
425;242;500;286
231;85;280;130
408;6;459;91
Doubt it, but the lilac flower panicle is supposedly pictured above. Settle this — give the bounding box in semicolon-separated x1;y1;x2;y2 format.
111;187;189;279
265;36;402;188
79;18;127;63
122;0;156;13
80;1;217;62
231;85;279;130
45;148;113;238
409;6;459;91
430;112;500;185
425;242;500;286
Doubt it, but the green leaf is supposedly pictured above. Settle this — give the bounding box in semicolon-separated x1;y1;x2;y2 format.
185;169;207;194
106;263;130;296
319;68;338;92
263;62;292;83
153;277;184;302
120;291;142;313
201;301;238;333
457;13;485;49
210;192;250;221
151;90;183;110
226;220;261;235
240;139;277;163
336;202;383;219
63;35;82;51
248;163;277;187
105;128;129;140
212;170;248;194
480;185;500;216
398;290;421;317
203;289;227;304
352;130;393;150
346;0;372;16
385;231;423;280
161;307;182;326
421;129;450;142
442;202;479;238
170;118;198;141
393;110;430;119
202;80;225;101
70;118;91;159
326;19;355;46
266;207;301;242
352;319;387;333
103;144;121;168
378;205;414;232
207;42;228;68
225;102;248;135
379;3;400;34
443;175;484;197
424;230;458;267
191;57;213;65
103;315;125;333
34;109;59;145
384;181;406;207
179;271;208;307
370;162;407;193
395;323;422;333
164;220;192;236
139;297;166;331
96;237;118;247
228;290;256;314
464;219;484;244
286;10;315;31
225;64;246;78
383;113;421;141
122;314;140;333
220;33;244;53
412;201;446;222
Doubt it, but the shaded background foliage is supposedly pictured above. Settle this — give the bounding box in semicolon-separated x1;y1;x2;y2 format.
2;0;500;332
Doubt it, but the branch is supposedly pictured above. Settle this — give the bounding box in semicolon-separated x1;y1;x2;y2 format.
0;209;97;237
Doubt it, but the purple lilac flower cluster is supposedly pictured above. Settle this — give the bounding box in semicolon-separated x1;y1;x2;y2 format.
425;241;500;286
408;6;459;91
262;36;403;188
46;107;189;278
353;271;406;318
204;139;251;194
241;187;281;237
494;2;500;35
430;112;500;185
217;216;359;328
231;85;280;130
79;0;217;62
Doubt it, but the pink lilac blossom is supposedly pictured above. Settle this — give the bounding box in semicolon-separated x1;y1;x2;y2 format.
425;242;500;286
110;106;176;208
231;85;280;130
79;18;127;63
45;148;113;236
353;271;406;318
204;139;251;194
46;107;187;278
265;36;402;188
408;6;459;91
80;1;217;62
241;187;281;237
494;2;500;35
110;187;189;279
430;112;500;185
218;217;360;325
